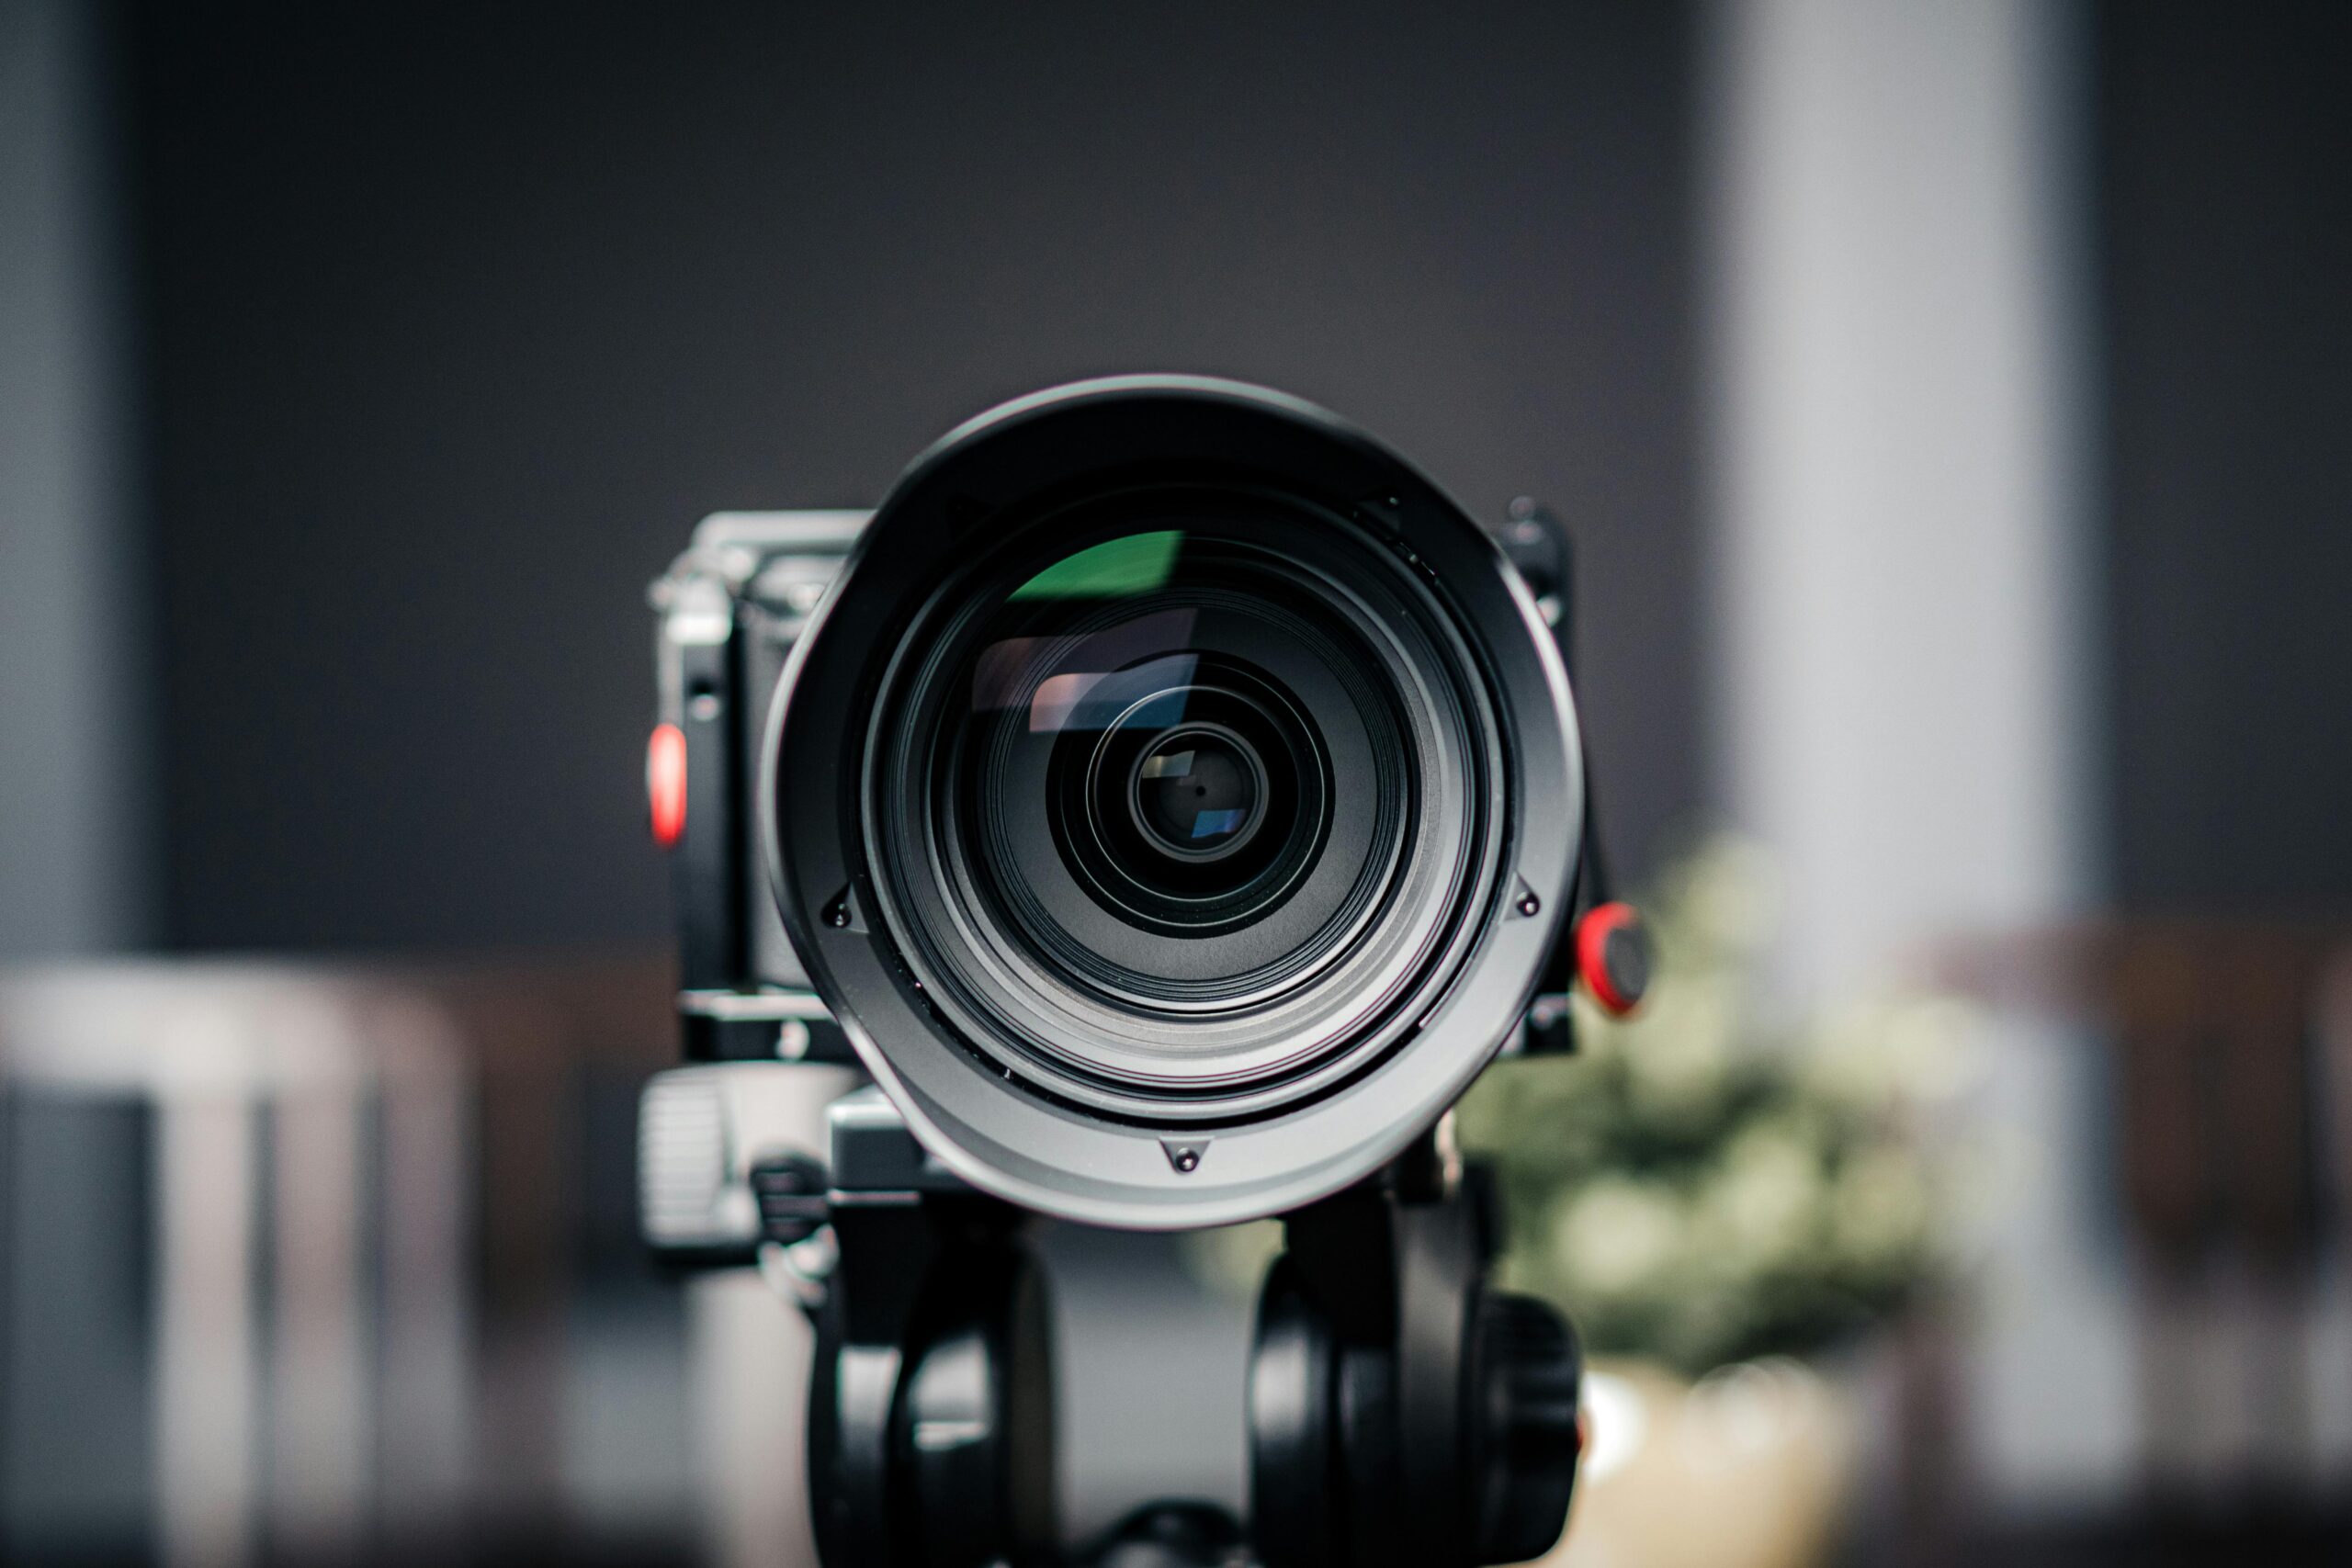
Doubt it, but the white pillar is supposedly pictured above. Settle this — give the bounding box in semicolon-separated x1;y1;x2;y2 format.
270;1077;374;1553
0;0;143;955
1704;0;2130;1507
1706;0;2092;998
155;1091;259;1568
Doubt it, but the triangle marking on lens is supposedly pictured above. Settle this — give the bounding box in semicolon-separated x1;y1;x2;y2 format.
1160;1138;1209;1175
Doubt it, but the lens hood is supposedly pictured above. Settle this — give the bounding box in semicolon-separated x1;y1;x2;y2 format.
766;377;1579;1227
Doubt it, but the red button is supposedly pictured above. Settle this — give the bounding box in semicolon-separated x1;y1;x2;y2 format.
1575;901;1648;1016
648;723;687;847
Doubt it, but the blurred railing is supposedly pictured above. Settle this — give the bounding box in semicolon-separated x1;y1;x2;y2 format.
12;937;2350;1568
1942;921;2352;1522
0;956;821;1568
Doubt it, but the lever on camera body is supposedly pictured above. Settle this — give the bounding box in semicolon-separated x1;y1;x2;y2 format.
638;386;1650;1568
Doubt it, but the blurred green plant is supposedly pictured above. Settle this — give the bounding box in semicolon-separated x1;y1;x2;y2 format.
1456;838;1978;1378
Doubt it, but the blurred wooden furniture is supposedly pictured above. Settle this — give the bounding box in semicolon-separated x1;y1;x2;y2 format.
1942;920;2352;1511
0;954;694;1567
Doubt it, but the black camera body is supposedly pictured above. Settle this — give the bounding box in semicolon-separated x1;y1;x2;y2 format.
637;379;1646;1568
648;508;865;1057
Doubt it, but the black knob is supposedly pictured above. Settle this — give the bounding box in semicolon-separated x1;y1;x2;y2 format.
1086;1504;1247;1568
747;1154;830;1246
1467;1292;1582;1565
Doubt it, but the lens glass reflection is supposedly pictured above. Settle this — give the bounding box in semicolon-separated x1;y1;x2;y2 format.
867;507;1490;1109
1134;728;1261;855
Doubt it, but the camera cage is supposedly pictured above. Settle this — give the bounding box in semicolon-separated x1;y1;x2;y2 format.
763;377;1586;1229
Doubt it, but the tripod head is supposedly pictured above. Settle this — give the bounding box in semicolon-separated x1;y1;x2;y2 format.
722;1086;1581;1568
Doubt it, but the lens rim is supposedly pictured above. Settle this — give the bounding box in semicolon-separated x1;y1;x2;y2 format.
765;378;1582;1229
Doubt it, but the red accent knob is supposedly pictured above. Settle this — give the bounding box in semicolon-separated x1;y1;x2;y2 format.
1575;901;1649;1016
647;723;687;848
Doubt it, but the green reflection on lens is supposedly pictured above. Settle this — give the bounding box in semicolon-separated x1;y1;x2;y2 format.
1009;531;1182;601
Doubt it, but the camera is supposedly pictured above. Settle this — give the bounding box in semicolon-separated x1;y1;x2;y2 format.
638;378;1649;1568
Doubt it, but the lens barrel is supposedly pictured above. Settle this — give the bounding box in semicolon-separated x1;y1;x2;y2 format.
767;378;1581;1227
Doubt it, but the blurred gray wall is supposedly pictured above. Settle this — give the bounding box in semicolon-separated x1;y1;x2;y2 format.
4;6;2346;955
2098;2;2352;913
123;1;1703;953
0;0;144;957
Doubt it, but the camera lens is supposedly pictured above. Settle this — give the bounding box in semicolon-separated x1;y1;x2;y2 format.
768;378;1584;1226
1131;726;1261;858
886;512;1466;1111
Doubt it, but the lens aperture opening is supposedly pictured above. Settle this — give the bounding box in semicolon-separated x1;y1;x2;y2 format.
1131;724;1262;859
